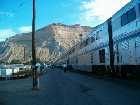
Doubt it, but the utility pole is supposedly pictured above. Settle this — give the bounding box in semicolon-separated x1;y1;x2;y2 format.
108;18;114;74
32;0;39;89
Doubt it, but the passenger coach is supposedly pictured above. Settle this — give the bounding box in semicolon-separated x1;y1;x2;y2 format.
55;0;140;76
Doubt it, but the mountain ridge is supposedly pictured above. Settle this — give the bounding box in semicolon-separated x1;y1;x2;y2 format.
0;23;93;63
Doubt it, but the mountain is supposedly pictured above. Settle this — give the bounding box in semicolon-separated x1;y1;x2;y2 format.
0;23;92;63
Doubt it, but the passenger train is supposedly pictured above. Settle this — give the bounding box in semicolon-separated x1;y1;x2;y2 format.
55;0;140;76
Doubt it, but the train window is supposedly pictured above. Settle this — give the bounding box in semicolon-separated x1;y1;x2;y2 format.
86;39;88;45
121;14;128;26
121;41;129;49
120;56;122;63
91;54;93;64
116;45;119;63
121;7;136;26
117;55;119;63
96;32;99;40
99;49;105;63
72;48;75;53
91;37;95;43
67;59;69;65
83;41;86;47
127;7;136;23
135;37;140;47
80;41;86;48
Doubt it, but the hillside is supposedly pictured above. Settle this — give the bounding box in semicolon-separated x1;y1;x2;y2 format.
0;23;92;63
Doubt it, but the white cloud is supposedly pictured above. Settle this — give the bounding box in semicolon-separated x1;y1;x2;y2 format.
0;29;16;41
0;12;14;17
80;0;131;26
18;26;32;33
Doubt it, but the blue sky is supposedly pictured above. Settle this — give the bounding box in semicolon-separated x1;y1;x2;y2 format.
0;0;130;41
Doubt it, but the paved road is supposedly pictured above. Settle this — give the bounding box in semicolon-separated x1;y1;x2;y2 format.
0;68;140;105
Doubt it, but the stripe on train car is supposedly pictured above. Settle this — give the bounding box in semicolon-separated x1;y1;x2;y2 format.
113;29;140;44
74;28;140;56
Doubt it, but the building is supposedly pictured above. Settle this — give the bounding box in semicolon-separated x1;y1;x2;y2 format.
8;45;25;63
36;47;50;63
0;65;13;79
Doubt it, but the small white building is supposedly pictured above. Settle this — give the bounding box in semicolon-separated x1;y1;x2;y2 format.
0;65;13;79
0;64;31;80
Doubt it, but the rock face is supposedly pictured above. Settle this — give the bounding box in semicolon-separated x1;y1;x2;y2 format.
0;23;92;63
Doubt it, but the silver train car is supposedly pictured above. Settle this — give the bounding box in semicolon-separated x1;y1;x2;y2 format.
55;0;140;76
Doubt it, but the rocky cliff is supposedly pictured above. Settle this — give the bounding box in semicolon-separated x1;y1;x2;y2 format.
0;23;92;63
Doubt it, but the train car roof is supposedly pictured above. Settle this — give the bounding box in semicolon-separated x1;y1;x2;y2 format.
81;20;107;42
112;0;138;21
82;0;137;40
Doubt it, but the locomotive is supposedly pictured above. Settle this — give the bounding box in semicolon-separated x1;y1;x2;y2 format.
55;0;140;76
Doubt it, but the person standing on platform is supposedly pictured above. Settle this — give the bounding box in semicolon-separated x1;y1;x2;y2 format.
63;64;67;72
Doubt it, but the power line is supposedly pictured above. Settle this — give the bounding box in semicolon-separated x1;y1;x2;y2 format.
12;0;30;12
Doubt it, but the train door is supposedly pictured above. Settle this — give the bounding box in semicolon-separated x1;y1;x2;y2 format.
121;40;129;64
116;44;120;64
114;44;120;65
135;36;140;64
90;53;93;65
128;39;136;64
99;49;105;64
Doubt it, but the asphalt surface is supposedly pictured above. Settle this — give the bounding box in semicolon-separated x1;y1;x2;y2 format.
0;68;140;105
